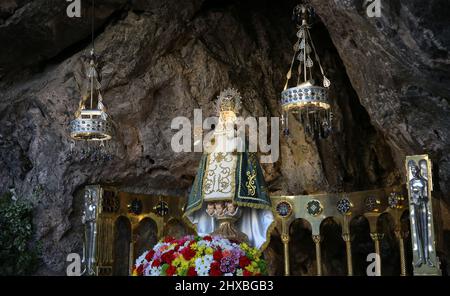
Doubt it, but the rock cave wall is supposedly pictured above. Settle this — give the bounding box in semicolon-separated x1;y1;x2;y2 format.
0;0;448;275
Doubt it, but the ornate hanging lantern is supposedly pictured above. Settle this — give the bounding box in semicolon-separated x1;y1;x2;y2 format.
70;51;113;141
281;3;332;138
70;0;113;142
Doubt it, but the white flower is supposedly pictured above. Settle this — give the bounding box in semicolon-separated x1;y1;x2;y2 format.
154;242;174;252
195;256;213;276
136;251;148;265
224;273;234;276
143;263;152;276
203;255;213;264
211;239;229;250
153;242;164;250
236;269;243;276
195;264;210;276
149;266;162;276
197;240;212;248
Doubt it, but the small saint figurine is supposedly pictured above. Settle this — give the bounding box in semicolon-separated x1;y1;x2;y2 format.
225;202;238;216
408;160;433;267
214;202;226;217
206;202;215;217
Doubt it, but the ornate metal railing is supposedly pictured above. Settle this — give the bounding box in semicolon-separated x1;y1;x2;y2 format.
80;154;442;276
271;185;409;276
80;185;187;276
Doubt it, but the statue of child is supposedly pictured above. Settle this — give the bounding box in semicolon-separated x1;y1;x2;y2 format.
214;202;226;217
206;202;215;217
225;201;238;216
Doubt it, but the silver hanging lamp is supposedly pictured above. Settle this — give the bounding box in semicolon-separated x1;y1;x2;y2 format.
70;0;113;142
281;3;332;138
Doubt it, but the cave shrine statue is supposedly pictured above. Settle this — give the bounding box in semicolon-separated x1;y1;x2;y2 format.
183;88;274;250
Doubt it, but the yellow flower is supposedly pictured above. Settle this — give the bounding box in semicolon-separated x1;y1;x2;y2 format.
172;258;180;267
205;247;213;255
194;250;203;259
177;266;188;275
245;265;254;273
242;243;249;249
198;245;206;253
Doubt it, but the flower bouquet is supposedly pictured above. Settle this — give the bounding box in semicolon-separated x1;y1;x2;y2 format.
132;235;267;276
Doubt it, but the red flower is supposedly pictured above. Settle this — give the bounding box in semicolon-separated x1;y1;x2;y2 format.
243;269;253;276
181;247;196;261
164;236;175;243
136;264;144;275
222;249;232;257
239;256;251;268
210;269;222;276
178;237;189;246
187;267;197;276
161;250;175;264
145;250;155;261
203;236;212;241
166;265;177;276
151;259;161;267
213;250;223;261
209;261;222;276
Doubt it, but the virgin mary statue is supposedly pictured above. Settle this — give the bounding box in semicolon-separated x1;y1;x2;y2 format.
183;88;274;250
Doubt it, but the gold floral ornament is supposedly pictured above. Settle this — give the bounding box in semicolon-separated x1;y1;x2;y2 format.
245;153;258;196
246;171;256;196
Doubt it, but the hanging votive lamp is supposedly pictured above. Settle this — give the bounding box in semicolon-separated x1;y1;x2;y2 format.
70;0;112;142
70;50;113;141
281;3;332;139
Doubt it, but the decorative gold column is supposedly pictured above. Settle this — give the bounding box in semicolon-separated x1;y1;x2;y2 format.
273;200;293;276
370;233;383;256
370;233;384;275
341;215;353;276
312;235;322;276
387;191;407;277
342;233;353;276
97;216;114;269
129;241;134;276
395;230;408;276
281;233;290;276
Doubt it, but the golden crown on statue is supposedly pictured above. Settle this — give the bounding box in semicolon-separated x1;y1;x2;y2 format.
216;88;242;115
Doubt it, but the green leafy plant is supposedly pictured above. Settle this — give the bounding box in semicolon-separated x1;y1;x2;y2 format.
0;192;40;275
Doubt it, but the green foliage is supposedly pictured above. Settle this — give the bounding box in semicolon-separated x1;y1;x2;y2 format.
160;263;170;276
0;192;40;275
257;259;267;274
